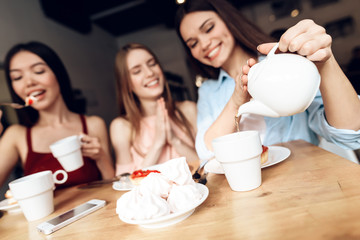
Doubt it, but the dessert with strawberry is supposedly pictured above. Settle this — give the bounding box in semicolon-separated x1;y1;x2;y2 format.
116;157;203;221
5;190;17;205
130;169;160;185
261;145;269;165
25;94;38;106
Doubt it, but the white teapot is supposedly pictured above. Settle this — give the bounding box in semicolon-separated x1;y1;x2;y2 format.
237;43;321;118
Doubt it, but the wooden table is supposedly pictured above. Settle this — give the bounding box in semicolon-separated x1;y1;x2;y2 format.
2;140;360;240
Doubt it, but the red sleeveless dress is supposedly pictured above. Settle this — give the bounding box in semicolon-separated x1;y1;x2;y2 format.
23;115;102;189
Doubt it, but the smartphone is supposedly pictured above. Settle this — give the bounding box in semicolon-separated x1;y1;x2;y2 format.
37;199;106;235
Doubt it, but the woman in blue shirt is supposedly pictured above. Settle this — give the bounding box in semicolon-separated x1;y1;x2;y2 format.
175;0;360;160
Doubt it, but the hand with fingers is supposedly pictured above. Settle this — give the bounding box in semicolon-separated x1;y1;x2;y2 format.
79;133;104;162
231;69;252;110
257;19;332;63
240;58;258;98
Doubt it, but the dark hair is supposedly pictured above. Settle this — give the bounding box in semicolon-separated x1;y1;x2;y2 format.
175;0;274;79
3;41;76;127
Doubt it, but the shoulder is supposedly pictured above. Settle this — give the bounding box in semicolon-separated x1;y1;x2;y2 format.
83;115;108;138
110;117;131;131
2;124;26;144
4;124;26;135
198;78;220;96
200;79;218;89
84;115;106;126
176;100;197;116
110;117;132;146
110;117;132;138
175;101;197;130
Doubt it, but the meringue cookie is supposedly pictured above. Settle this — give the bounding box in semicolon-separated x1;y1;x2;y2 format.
116;187;170;220
139;172;172;199
159;157;195;186
167;184;202;213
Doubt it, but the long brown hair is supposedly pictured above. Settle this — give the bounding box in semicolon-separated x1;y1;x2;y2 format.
175;0;274;79
114;43;195;156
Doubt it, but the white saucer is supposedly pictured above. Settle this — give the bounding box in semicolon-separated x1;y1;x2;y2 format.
0;199;22;213
119;183;209;228
204;146;291;174
112;180;135;191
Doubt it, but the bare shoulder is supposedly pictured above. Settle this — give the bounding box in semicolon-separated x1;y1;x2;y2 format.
3;124;26;138
110;117;131;131
83;115;108;138
175;100;197;131
176;100;197;116
1;124;26;146
110;117;132;141
84;115;106;128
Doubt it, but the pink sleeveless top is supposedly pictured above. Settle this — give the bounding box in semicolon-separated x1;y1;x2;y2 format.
116;116;194;175
24;115;101;189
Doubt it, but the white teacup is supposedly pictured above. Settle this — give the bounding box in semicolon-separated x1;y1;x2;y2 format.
9;170;67;221
50;135;84;172
212;131;263;192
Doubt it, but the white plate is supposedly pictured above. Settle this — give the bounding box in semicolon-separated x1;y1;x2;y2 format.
112;165;164;191
112;179;135;191
119;183;209;228
0;199;22;213
204;146;291;174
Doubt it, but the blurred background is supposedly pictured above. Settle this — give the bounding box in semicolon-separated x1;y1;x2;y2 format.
0;0;359;197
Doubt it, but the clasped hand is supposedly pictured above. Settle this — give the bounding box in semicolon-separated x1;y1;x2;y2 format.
154;97;176;148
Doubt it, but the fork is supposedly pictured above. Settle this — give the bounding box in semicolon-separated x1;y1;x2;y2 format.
198;171;208;185
0;103;27;109
77;172;131;189
192;159;210;179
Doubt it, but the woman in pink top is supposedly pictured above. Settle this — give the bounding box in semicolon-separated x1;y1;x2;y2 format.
110;43;198;175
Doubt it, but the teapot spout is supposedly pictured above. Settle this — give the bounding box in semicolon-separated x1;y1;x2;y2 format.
237;100;280;118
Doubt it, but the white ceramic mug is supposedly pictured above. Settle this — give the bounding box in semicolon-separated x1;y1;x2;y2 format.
212;131;263;191
8;170;67;221
50;135;84;172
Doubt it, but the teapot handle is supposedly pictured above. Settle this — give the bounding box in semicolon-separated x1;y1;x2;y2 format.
267;42;279;58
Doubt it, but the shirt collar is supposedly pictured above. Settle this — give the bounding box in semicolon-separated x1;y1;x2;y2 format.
215;69;233;90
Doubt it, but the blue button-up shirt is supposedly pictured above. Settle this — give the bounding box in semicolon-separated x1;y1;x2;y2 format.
196;69;360;160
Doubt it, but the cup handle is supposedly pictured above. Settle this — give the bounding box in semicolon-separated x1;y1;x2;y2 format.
78;134;85;145
53;170;68;184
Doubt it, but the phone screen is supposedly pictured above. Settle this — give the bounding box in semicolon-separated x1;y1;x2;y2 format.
47;203;96;225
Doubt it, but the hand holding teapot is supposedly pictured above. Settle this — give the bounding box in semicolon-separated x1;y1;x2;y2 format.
237;43;321;118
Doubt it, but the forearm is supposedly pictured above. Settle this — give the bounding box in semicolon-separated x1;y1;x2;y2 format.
96;152;115;179
0;132;21;188
204;96;241;151
318;55;360;130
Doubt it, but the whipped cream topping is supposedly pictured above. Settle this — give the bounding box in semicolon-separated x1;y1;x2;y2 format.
139;172;172;199
158;157;195;186
116;187;170;220
167;184;202;213
116;157;202;221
